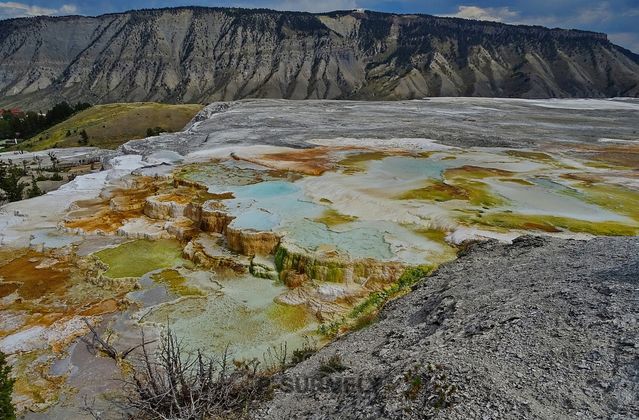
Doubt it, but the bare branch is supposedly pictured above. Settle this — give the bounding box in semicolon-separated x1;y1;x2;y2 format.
81;318;157;364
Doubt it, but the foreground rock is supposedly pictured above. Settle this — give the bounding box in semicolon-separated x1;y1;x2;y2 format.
256;236;639;419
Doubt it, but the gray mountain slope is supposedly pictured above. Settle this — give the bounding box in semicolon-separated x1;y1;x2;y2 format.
1;7;638;108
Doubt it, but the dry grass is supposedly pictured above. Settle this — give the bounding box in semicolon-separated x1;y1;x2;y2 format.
22;102;203;150
123;329;273;420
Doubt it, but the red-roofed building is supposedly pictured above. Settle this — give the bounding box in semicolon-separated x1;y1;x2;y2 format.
0;108;24;118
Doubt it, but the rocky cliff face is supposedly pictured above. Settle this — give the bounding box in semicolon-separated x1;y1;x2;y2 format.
1;7;638;108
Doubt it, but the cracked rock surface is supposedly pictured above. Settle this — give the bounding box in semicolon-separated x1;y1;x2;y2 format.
255;236;639;419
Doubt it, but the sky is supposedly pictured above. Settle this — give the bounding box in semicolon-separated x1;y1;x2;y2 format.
0;1;637;52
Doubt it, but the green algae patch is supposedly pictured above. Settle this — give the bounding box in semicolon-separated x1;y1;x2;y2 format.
174;161;285;189
319;265;434;338
151;269;204;297
95;239;186;278
12;349;69;412
338;151;394;174
448;179;506;207
412;228;449;243
273;246;289;273
398;180;468;202
444;165;513;180
397;178;506;206
315;208;358;227
499;178;535;186
468;212;638;236
506;150;555;162
275;245;351;284
411;228;458;263
438;166;509;206
564;183;639;222
305;260;347;284
267;303;312;331
582;160;631;170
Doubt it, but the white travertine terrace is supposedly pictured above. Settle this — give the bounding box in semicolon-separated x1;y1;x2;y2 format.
0;98;638;416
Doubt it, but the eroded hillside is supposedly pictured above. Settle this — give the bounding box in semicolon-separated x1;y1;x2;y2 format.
1;8;638;108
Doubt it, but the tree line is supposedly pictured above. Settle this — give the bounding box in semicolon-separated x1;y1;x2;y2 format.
0;102;91;140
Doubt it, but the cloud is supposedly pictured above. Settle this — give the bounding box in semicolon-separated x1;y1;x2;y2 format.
520;3;614;28
443;3;621;30
59;4;77;14
0;2;56;16
0;2;77;19
438;3;639;52
444;5;519;22
609;32;639;53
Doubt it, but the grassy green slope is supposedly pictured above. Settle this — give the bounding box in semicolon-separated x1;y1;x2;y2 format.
21;102;204;150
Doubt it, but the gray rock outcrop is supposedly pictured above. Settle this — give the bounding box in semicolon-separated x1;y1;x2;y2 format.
256;236;639;419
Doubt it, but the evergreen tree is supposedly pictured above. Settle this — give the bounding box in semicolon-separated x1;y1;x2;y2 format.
79;129;89;145
0;351;15;420
146;126;167;137
27;174;42;198
73;102;92;113
0;102;92;141
0;161;27;202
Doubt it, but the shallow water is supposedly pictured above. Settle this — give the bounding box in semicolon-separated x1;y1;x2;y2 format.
28;229;82;250
226;181;323;230
366;155;457;181
284;219;394;261
487;179;631;223
140;273;316;361
209;149;639;264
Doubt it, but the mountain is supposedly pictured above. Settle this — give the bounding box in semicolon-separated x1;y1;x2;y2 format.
1;7;638;108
